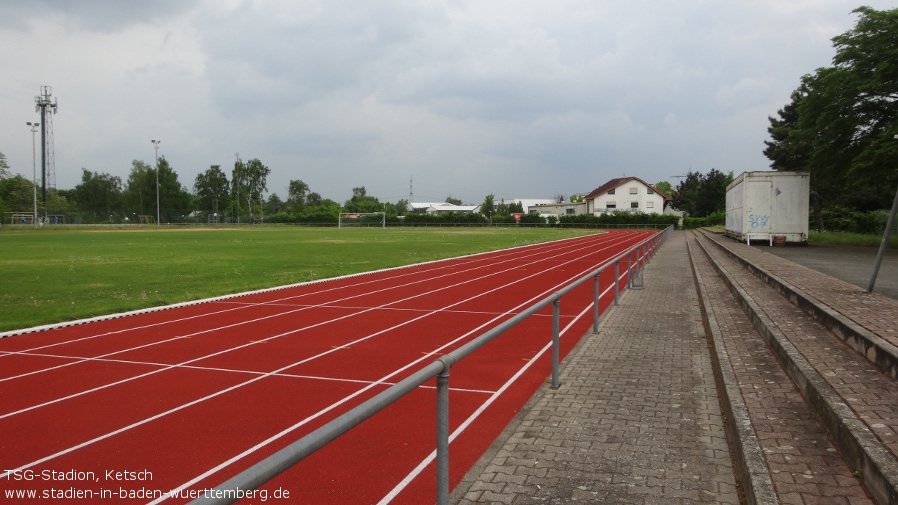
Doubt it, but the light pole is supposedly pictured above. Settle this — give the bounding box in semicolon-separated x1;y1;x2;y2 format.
151;139;161;224
26;122;39;226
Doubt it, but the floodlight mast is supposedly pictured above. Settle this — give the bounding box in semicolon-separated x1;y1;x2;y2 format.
34;86;58;204
27;122;39;226
152;140;161;224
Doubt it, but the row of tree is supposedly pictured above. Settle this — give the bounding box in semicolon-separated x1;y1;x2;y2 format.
0;153;545;225
764;6;898;230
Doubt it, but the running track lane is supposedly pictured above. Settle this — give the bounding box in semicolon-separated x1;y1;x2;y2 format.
0;229;660;504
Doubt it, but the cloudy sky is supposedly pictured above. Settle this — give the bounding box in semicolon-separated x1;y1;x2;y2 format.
0;1;892;205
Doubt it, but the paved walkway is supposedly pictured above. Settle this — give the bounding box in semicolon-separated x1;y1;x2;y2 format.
455;230;740;504
454;230;898;504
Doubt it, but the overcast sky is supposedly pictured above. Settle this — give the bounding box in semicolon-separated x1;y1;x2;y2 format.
0;1;892;205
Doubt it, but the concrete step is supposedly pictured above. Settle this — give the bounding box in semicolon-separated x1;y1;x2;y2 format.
689;232;884;504
696;228;898;382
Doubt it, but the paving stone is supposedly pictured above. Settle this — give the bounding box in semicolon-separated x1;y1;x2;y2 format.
457;231;739;504
455;230;898;504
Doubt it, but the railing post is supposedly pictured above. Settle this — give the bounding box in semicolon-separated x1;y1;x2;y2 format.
436;361;451;505
626;250;632;288
614;261;619;306
551;297;561;389
592;273;600;334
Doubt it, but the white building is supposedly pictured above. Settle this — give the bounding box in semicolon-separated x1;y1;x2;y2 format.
509;198;557;214
408;202;481;215
530;201;588;218
583;177;669;215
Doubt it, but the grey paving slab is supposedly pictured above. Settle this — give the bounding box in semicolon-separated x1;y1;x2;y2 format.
456;231;739;505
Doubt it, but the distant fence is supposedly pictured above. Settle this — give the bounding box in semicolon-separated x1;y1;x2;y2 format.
189;226;673;505
3;221;676;230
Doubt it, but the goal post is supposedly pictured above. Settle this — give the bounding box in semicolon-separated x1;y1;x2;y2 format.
338;212;386;229
7;212;35;225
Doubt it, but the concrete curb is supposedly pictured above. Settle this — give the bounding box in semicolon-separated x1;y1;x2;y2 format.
686;236;779;505
697;228;898;381
693;235;898;505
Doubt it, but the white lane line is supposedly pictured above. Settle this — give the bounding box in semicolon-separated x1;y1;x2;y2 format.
147;266;595;504
2;232;626;407
152;240;636;502
376;293;608;504
0;231;589;345
4;232;645;493
0;350;498;395
2;233;613;451
1;233;613;383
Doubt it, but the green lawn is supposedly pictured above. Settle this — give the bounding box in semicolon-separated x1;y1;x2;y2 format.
0;226;595;332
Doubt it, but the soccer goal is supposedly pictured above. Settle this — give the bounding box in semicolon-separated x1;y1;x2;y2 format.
338;212;386;229
7;212;35;225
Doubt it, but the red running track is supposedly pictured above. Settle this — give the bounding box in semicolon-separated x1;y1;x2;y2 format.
0;229;660;504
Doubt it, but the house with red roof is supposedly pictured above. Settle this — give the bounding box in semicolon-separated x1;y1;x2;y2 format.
583;177;671;215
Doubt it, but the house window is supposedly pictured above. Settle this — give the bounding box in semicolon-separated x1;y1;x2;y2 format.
608;188;615;195
647;189;654;194
606;203;616;209
646;201;654;208
566;208;576;215
631;202;639;209
629;187;638;194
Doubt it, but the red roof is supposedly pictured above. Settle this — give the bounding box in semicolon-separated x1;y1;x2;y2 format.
583;177;671;201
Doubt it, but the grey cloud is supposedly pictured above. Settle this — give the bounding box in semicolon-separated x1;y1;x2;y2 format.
0;0;200;31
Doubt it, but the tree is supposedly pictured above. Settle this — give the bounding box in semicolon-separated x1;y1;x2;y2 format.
306;192;324;207
445;196;462;205
231;157;270;222
694;169;728;216
394;199;409;215
344;186;383;213
653;181;672;197
123;158;191;222
264;193;285;216
0;152;10;180
287;179;310;213
123;160;155;217
0;175;35;212
763;90;809;172
671;172;702;216
74;169;122;221
671;170;732;217
765;6;898;213
155;157;193;222
44;189;74;219
194;165;230;215
480;194;495;220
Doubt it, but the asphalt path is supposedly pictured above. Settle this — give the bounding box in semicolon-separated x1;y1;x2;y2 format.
759;242;898;300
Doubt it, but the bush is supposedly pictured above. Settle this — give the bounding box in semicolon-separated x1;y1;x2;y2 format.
818;206;889;234
558;212;678;228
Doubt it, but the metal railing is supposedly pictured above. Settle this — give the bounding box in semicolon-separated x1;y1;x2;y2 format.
190;226;672;505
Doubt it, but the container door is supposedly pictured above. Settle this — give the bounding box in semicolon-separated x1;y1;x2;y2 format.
746;180;772;234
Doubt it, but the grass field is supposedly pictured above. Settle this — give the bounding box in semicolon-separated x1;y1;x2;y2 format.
0;226;596;333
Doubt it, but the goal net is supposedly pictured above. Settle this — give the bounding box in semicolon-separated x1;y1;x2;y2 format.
7;212;35;225
338;212;386;229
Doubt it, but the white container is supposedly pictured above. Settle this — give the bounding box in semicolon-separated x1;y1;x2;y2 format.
725;171;809;245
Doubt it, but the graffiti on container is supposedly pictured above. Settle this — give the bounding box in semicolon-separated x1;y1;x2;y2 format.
749;214;769;229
